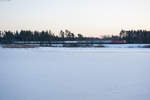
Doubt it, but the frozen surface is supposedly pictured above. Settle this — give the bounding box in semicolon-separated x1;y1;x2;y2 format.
102;44;150;48
0;47;150;100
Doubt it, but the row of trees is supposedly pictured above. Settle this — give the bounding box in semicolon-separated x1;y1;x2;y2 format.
120;30;150;43
0;30;85;43
0;29;150;44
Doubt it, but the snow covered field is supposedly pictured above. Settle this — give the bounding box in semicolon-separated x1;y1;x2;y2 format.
0;47;150;100
103;44;150;48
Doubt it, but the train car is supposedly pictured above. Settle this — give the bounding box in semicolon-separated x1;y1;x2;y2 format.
111;40;126;44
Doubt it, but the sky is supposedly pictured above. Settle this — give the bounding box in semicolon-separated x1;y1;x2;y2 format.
0;0;150;37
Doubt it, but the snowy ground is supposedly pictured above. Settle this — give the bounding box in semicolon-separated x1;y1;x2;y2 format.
0;47;150;100
102;44;150;48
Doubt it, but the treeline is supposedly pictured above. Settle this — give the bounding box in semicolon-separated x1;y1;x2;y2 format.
0;30;88;43
0;29;150;44
120;30;150;43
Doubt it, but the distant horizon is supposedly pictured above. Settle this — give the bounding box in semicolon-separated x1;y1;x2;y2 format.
1;0;150;37
1;28;150;38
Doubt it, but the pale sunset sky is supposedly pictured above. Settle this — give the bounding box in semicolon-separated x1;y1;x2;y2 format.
0;0;150;37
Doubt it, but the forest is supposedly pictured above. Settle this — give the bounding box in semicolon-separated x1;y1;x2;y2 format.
120;30;150;43
0;29;150;44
